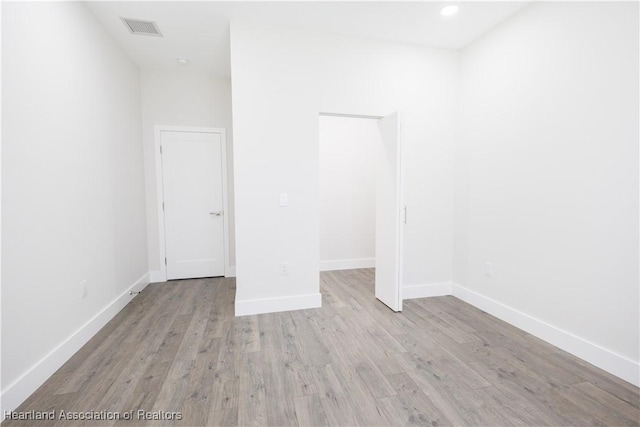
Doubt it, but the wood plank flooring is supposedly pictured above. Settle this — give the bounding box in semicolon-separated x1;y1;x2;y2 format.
4;269;639;426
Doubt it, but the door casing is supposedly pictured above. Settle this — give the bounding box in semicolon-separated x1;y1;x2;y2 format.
154;125;231;281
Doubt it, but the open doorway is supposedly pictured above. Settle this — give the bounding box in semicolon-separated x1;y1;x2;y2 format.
319;115;377;272
318;112;403;312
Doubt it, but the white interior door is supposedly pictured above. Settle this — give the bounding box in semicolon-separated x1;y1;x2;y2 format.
375;112;403;311
161;130;225;280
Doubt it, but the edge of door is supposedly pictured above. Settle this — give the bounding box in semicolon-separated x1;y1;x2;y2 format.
379;111;404;312
396;111;404;312
153;125;232;282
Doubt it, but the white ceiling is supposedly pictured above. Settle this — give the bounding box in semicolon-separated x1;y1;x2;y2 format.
86;1;530;78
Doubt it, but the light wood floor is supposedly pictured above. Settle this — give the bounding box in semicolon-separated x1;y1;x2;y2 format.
4;269;639;426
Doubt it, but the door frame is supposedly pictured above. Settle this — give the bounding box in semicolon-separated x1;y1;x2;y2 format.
154;125;231;281
317;111;404;309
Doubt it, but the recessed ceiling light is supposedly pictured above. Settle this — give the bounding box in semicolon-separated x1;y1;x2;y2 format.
440;5;459;16
176;58;189;65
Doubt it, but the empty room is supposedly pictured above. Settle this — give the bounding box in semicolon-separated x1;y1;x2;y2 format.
2;1;639;426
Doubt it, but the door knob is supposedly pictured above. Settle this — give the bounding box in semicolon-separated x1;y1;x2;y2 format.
209;211;223;216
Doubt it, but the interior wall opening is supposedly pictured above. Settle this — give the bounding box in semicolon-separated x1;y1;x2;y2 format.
318;111;403;311
318;114;380;299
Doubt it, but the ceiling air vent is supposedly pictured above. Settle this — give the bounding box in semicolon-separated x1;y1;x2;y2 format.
120;17;162;37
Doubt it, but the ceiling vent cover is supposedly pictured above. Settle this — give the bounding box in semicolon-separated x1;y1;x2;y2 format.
120;17;162;37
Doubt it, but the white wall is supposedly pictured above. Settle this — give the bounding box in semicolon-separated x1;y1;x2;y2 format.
2;1;148;413
140;69;235;279
231;23;458;314
319;116;377;271
455;1;639;382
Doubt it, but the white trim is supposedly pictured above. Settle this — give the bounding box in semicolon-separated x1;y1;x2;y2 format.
395;111;404;311
235;293;322;316
154;125;231;281
451;283;640;387
225;265;236;278
219;129;231;279
149;270;165;283
0;273;150;419
153;126;167;281
0;1;3;416
319;111;384;120
319;258;375;271
403;282;452;299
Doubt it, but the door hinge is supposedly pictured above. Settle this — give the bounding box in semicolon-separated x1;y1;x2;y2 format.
160;145;163;154
164;257;167;265
162;202;165;211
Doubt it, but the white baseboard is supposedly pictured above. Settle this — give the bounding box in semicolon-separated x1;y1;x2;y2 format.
235;292;322;316
319;258;375;271
225;265;236;278
0;273;150;419
451;283;640;387
403;282;452;299
149;270;165;283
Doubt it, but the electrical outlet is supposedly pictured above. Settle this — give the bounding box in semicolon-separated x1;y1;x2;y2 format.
80;280;88;299
280;262;289;275
280;193;288;207
484;262;493;278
